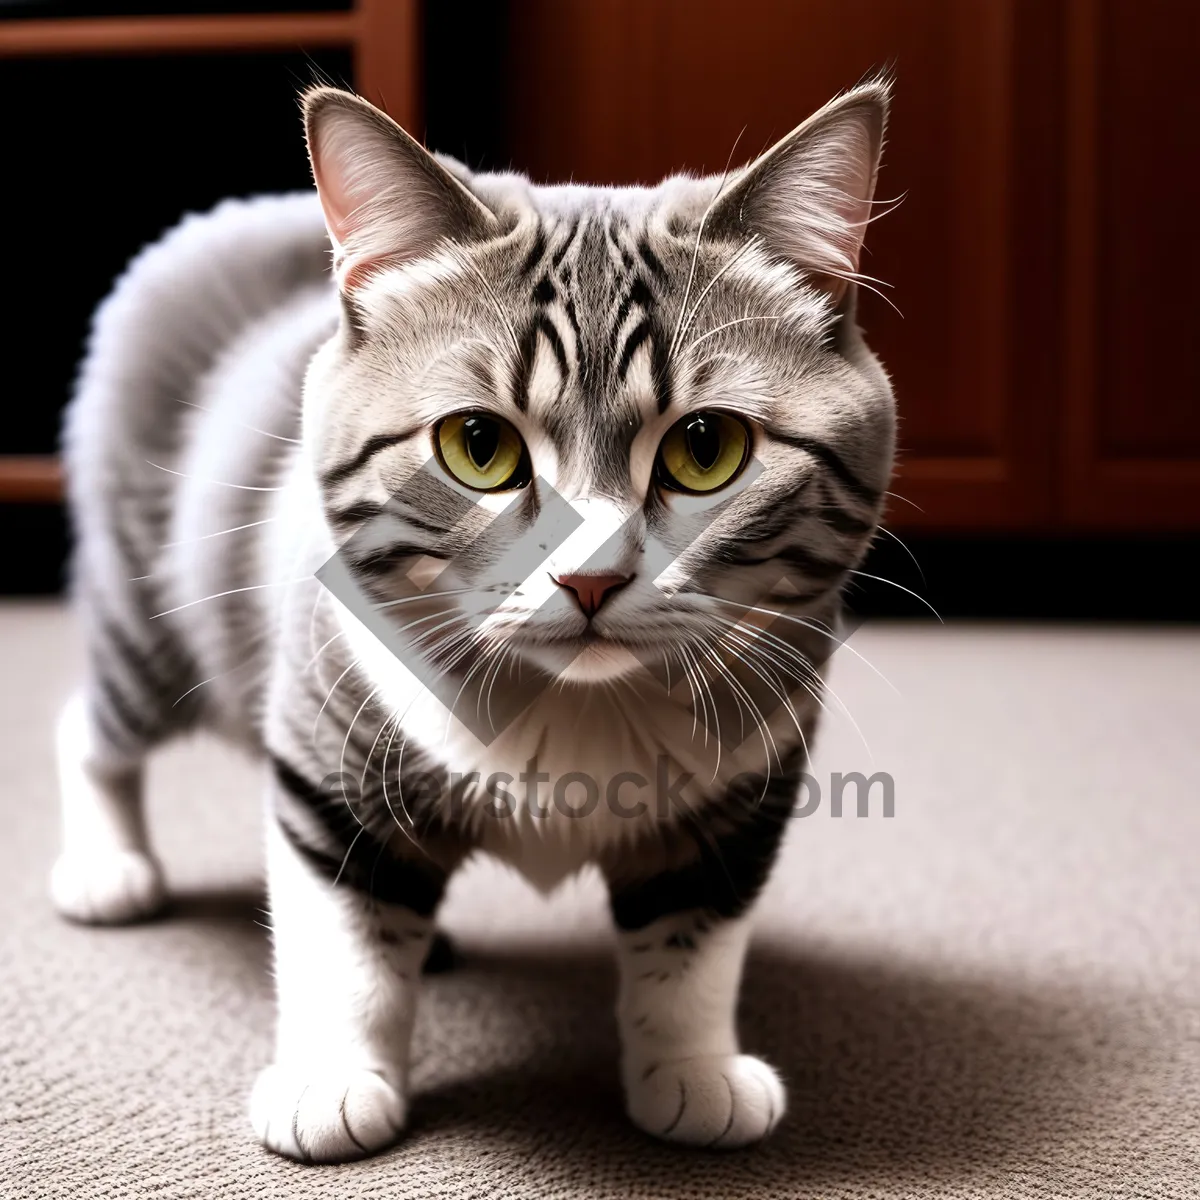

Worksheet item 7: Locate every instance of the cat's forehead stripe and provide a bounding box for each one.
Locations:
[512,210,670,430]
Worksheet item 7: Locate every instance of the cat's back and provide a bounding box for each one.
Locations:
[62,194,334,741]
[63,192,331,557]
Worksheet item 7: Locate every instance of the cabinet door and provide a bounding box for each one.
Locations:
[506,0,1058,531]
[1062,0,1200,530]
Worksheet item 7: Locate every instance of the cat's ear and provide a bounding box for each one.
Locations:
[303,87,498,291]
[707,80,889,304]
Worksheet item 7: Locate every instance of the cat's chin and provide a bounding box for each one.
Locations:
[521,638,643,684]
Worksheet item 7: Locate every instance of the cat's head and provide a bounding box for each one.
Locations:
[303,82,895,705]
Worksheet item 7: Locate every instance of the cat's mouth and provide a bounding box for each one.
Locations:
[509,628,647,683]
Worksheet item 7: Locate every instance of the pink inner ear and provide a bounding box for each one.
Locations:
[747,105,883,305]
[309,131,366,250]
[307,106,460,293]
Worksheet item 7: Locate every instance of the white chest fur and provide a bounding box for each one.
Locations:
[335,595,811,892]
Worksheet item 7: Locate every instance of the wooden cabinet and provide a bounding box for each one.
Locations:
[1062,0,1200,529]
[505,0,1200,533]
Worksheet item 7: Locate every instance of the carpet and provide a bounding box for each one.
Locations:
[2,601,1198,1198]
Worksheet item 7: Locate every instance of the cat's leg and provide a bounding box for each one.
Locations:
[603,770,798,1149]
[612,911,782,1149]
[250,758,453,1163]
[50,686,165,924]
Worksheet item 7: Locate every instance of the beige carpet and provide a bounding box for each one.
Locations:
[2,601,1198,1199]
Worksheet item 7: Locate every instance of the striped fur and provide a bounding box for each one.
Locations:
[55,81,896,1159]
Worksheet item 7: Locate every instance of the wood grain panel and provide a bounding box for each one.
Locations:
[1062,0,1200,529]
[506,0,1057,530]
[354,0,421,133]
[0,457,63,504]
[0,12,355,56]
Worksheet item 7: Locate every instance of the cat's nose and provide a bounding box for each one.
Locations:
[552,572,633,619]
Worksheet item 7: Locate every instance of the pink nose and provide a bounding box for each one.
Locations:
[553,572,632,618]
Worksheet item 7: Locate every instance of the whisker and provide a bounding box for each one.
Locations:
[306,587,327,664]
[144,461,286,492]
[304,629,344,674]
[667,129,746,364]
[172,397,301,444]
[445,634,505,742]
[675,644,709,747]
[160,517,278,549]
[377,714,433,859]
[682,313,786,359]
[821,266,902,317]
[676,235,764,350]
[873,524,927,586]
[371,587,474,613]
[884,490,924,512]
[716,622,873,762]
[702,596,900,694]
[339,688,379,828]
[848,570,943,622]
[672,647,701,741]
[712,622,808,726]
[312,659,358,743]
[693,636,778,775]
[480,641,511,733]
[446,242,523,362]
[149,578,309,619]
[331,824,369,889]
[360,708,394,795]
[168,644,265,707]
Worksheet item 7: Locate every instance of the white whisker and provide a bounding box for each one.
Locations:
[884,490,924,512]
[377,708,430,857]
[873,524,926,585]
[848,570,943,621]
[339,688,379,828]
[160,518,278,549]
[149,578,308,619]
[703,595,900,694]
[667,130,746,364]
[676,235,764,350]
[304,629,345,674]
[145,461,286,491]
[312,659,358,743]
[446,242,523,362]
[692,637,775,775]
[371,587,474,612]
[682,313,786,359]
[716,620,873,762]
[173,397,301,444]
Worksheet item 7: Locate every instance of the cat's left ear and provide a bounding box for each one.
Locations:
[706,79,889,304]
[303,87,498,291]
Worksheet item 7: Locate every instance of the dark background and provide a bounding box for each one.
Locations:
[2,1,1197,619]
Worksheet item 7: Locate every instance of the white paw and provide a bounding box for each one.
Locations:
[625,1053,786,1149]
[49,849,166,925]
[250,1064,406,1163]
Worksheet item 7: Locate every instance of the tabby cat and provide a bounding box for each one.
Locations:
[54,80,895,1159]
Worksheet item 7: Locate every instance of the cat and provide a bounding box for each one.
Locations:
[54,79,895,1159]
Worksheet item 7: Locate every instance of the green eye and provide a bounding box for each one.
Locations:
[657,412,750,493]
[435,413,530,491]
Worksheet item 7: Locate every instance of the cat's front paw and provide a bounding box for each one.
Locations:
[625,1053,785,1149]
[49,849,165,925]
[249,1064,406,1163]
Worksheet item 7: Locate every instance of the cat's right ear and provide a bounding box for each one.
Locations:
[303,87,498,292]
